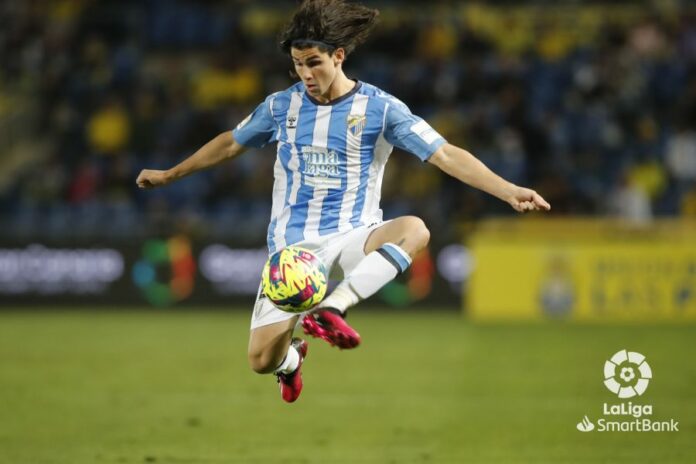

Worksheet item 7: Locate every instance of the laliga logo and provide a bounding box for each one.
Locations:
[603,350,652,398]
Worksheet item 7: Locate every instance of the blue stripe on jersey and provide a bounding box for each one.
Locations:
[284,97,317,246]
[350,97,385,226]
[317,97,353,235]
[273,92,290,139]
[267,218,277,253]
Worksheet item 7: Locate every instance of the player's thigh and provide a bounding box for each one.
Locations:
[334,221,387,277]
[363,215,430,256]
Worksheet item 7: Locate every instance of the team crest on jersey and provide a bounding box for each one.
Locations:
[347,114,366,136]
[286,115,297,129]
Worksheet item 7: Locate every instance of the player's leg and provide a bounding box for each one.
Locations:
[325,215,430,309]
[248,317,310,403]
[247,236,343,400]
[247,282,312,403]
[248,316,299,374]
[302,216,430,348]
[362,215,431,256]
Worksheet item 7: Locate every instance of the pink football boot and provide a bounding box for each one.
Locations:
[276,338,308,403]
[301,308,361,349]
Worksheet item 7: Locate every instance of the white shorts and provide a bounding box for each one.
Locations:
[250,221,387,330]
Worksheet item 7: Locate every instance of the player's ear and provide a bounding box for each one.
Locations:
[333,48,345,66]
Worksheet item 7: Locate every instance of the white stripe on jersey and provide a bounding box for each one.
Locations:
[337,93,370,232]
[272,92,303,250]
[302,105,333,240]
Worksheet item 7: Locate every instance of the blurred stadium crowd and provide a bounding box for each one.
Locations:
[1,0,696,243]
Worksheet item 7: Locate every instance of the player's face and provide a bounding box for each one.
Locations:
[291,47,343,98]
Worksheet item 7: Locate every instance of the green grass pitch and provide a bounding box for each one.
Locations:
[0,309,694,463]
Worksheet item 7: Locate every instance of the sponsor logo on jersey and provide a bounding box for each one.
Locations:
[301,146,340,177]
[301,146,341,188]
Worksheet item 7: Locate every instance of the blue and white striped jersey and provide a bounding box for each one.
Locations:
[232,81,446,253]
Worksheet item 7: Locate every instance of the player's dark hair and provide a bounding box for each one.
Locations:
[279,0,380,56]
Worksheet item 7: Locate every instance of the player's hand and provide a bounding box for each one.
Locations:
[507,186,551,213]
[136,169,172,189]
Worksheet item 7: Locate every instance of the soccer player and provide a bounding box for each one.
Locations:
[136,0,550,403]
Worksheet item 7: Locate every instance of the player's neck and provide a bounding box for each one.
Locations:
[316,72,355,104]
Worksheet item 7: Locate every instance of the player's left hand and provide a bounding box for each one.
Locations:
[507,186,551,213]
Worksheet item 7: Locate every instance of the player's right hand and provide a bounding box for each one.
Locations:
[136,169,171,189]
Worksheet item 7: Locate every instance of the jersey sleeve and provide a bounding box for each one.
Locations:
[232,95,278,148]
[383,101,446,161]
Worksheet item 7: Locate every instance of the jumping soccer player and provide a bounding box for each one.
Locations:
[136,0,550,403]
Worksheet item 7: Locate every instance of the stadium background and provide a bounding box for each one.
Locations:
[1,1,695,462]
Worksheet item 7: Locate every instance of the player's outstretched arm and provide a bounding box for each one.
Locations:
[428,143,551,213]
[136,132,246,189]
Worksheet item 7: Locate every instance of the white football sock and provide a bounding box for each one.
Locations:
[320,242,412,314]
[275,345,300,374]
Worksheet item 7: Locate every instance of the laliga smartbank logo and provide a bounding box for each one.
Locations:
[576,350,679,433]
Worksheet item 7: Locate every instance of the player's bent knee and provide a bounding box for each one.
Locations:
[248,351,280,375]
[417,221,431,249]
[404,216,430,251]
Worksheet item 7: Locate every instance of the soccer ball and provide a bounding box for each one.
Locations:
[261,246,328,313]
